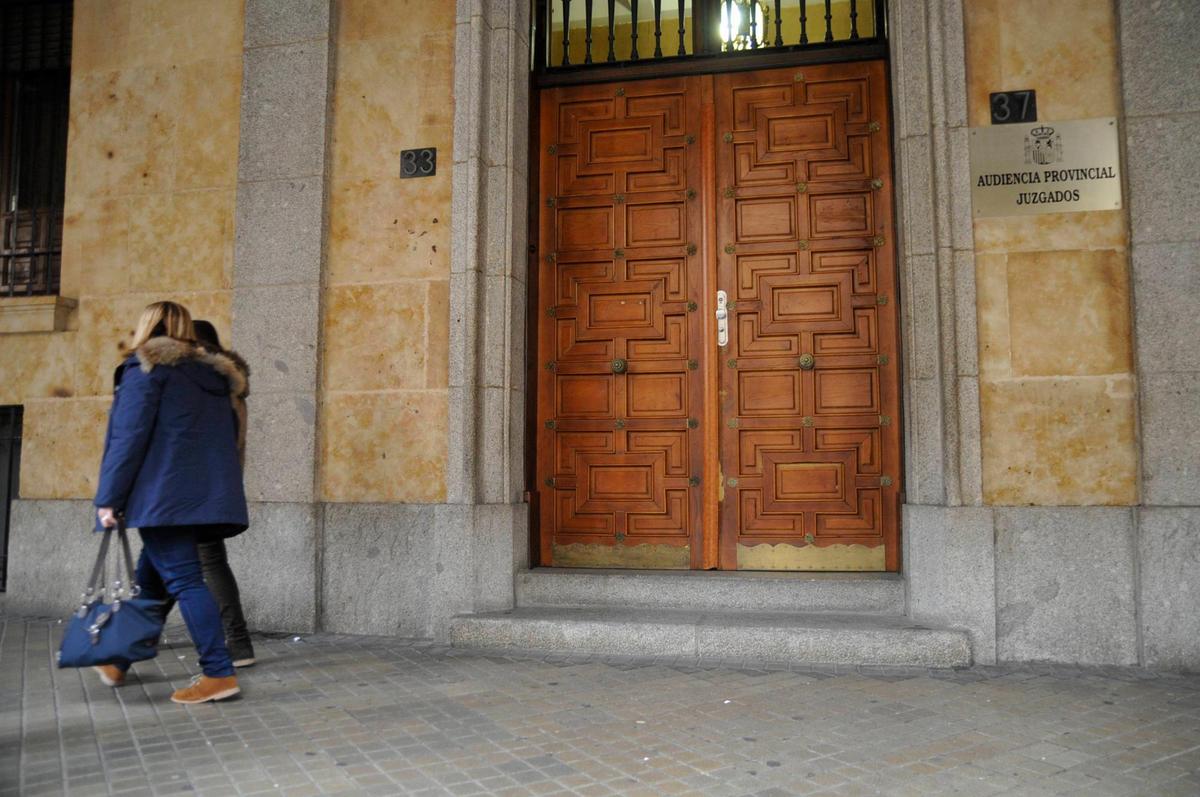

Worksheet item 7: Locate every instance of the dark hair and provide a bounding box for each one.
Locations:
[193,320,222,350]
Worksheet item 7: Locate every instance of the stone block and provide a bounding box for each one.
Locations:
[953,249,978,378]
[899,137,935,256]
[980,376,1138,506]
[905,377,946,506]
[323,283,428,391]
[320,503,435,637]
[974,252,1011,378]
[430,504,474,637]
[245,0,330,48]
[893,2,930,138]
[2,500,101,617]
[18,398,109,500]
[1139,371,1200,506]
[973,209,1127,255]
[226,502,317,632]
[1132,241,1200,373]
[231,285,320,395]
[242,393,318,503]
[233,178,325,287]
[319,391,448,503]
[238,42,330,182]
[1006,250,1132,377]
[1126,113,1200,245]
[0,331,76,405]
[472,503,523,614]
[1137,507,1200,670]
[904,504,996,663]
[905,253,939,381]
[995,507,1137,665]
[957,377,984,506]
[0,296,76,335]
[1119,0,1200,117]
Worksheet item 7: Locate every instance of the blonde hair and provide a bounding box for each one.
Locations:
[127,301,195,352]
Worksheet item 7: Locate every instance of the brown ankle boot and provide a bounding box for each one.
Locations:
[93,664,126,687]
[170,674,240,704]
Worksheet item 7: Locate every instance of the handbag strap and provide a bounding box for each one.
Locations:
[84,528,114,595]
[115,519,139,595]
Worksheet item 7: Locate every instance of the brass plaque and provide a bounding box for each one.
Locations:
[969,117,1122,218]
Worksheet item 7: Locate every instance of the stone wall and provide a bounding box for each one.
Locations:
[319,0,455,504]
[1119,0,1200,670]
[6,0,245,500]
[965,0,1137,506]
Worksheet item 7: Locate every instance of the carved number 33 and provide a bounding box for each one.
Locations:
[401,148,436,178]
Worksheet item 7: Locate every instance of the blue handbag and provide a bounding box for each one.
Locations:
[58,519,165,669]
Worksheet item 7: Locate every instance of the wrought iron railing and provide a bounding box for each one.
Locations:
[1,1,72,297]
[534,0,886,78]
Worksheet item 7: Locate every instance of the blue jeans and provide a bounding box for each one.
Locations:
[120,526,235,678]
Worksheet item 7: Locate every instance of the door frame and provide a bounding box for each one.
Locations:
[445,0,981,579]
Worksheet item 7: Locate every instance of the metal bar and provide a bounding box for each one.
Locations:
[800,0,808,44]
[607,0,616,61]
[774,0,783,46]
[534,40,890,85]
[653,0,663,58]
[677,0,686,55]
[584,0,594,63]
[561,0,571,65]
[630,0,640,60]
[850,0,859,39]
[824,0,833,42]
[873,0,886,39]
[724,0,733,49]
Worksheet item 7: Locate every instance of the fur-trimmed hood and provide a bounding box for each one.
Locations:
[134,336,250,399]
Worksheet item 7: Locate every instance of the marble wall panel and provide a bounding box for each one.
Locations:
[0,333,77,404]
[1005,250,1131,377]
[965,0,1120,126]
[980,376,1138,506]
[326,177,452,285]
[965,0,1135,507]
[319,0,457,502]
[323,283,428,392]
[72,292,232,399]
[319,391,449,503]
[18,398,110,500]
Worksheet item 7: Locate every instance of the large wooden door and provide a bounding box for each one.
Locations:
[714,61,900,571]
[536,77,708,569]
[536,61,900,571]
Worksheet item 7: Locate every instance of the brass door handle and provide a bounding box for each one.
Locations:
[798,353,815,370]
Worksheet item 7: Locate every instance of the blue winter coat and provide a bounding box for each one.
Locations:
[94,337,249,535]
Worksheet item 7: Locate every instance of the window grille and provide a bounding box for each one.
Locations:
[534,0,886,82]
[0,406,22,592]
[1,0,72,297]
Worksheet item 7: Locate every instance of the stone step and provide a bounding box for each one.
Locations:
[449,607,971,668]
[516,568,905,615]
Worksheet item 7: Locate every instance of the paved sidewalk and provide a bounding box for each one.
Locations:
[2,618,1199,797]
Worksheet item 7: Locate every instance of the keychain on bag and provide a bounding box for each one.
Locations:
[58,517,166,669]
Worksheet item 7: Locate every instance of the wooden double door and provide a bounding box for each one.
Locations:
[535,61,900,571]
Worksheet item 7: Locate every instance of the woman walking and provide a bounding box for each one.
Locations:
[141,320,257,667]
[92,301,248,704]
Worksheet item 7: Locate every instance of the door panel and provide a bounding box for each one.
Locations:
[535,61,900,572]
[537,78,706,569]
[714,61,900,571]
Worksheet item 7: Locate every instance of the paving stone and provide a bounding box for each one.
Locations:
[1,618,1199,795]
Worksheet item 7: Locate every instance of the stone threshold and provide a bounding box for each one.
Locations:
[449,606,971,668]
[517,567,906,615]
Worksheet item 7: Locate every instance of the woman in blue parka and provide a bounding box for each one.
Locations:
[93,300,248,704]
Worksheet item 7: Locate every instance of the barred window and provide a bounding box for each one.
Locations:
[1,0,72,297]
